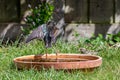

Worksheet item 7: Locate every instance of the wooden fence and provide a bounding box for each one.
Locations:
[65,0,120,23]
[0,0,120,23]
[0,0,120,41]
[0,0,41,23]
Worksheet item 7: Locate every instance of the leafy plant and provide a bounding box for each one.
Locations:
[106,32,120,45]
[84,32,120,48]
[24,1,54,35]
[106,34,115,45]
[85,34,105,45]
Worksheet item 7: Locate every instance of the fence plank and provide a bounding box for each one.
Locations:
[90,0,113,23]
[115,0,120,23]
[65,0,88,23]
[0,0,19,22]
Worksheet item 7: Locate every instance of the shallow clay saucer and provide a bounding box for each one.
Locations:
[13,54,102,70]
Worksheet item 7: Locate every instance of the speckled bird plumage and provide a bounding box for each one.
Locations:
[26,21,58,48]
[26,24,47,43]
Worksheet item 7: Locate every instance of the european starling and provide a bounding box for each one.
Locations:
[26,21,58,48]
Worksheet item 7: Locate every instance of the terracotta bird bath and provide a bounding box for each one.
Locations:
[13,53,102,70]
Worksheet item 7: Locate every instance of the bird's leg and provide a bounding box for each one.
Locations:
[56,50,59,62]
[46,53,47,60]
[53,47,58,61]
[46,48,48,60]
[56,51,58,61]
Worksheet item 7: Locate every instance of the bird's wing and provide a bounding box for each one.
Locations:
[25,26,44,43]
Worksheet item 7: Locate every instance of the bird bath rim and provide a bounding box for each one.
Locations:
[13,54,102,70]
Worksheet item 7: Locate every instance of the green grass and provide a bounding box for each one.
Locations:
[0,39,120,80]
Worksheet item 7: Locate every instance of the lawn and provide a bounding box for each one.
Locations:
[0,38,120,80]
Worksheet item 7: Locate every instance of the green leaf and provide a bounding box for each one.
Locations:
[24,2,54,35]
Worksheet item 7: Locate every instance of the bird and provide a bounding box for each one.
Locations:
[26,21,58,48]
[79,48,98,55]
